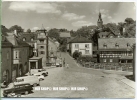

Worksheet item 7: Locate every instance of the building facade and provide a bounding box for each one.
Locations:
[98,38,135,63]
[1,36,13,83]
[6,32,31,82]
[68,35,93,56]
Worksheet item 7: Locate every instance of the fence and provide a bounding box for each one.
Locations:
[77,61,133,72]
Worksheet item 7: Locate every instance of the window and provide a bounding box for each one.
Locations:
[115,43,119,48]
[40,51,45,54]
[127,43,130,47]
[23,38,26,41]
[31,38,34,41]
[85,44,89,48]
[75,44,79,48]
[40,40,44,43]
[40,46,44,49]
[85,50,90,54]
[103,59,106,62]
[103,43,107,48]
[110,59,113,62]
[16,51,18,58]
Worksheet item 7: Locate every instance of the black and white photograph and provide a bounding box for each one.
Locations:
[0,0,136,98]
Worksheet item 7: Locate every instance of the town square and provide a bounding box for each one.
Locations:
[1,1,136,98]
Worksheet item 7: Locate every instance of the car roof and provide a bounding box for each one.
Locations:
[14,83,31,86]
[16,75,37,79]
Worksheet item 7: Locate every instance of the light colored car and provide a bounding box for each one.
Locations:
[32,73,45,81]
[14,76,40,87]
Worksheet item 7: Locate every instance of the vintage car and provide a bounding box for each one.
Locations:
[3,83,33,97]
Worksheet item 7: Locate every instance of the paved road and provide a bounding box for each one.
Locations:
[23,52,135,98]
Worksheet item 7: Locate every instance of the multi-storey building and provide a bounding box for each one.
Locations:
[98,38,135,63]
[6,32,31,81]
[1,35,13,83]
[68,35,93,56]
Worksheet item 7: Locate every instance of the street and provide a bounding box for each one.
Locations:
[23,52,135,98]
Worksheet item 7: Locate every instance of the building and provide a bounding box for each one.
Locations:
[59,31,71,38]
[6,32,31,81]
[97,11,103,29]
[18,32,37,57]
[98,38,135,63]
[1,35,13,83]
[68,35,93,56]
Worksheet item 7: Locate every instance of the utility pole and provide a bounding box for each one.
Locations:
[46,32,49,64]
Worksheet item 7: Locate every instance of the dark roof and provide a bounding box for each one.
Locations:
[99,32,110,38]
[98,38,135,50]
[19,33,37,42]
[6,34,30,47]
[60,32,71,37]
[68,35,92,43]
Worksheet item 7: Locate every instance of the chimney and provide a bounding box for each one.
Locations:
[14,30,18,36]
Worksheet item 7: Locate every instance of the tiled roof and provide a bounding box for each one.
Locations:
[59,32,71,37]
[68,35,92,43]
[98,38,135,50]
[98,32,110,38]
[19,32,37,42]
[6,34,30,47]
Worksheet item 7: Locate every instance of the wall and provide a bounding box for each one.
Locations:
[71,43,92,56]
[1,47,13,83]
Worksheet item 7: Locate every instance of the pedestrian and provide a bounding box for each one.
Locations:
[63,58,65,67]
[66,63,69,68]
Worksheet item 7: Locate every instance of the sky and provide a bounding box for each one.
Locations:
[1,1,136,31]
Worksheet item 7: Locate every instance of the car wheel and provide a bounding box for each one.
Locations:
[39,78,43,81]
[33,83,37,87]
[46,72,48,75]
[25,91,29,95]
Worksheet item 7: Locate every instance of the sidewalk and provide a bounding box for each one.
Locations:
[120,78,135,89]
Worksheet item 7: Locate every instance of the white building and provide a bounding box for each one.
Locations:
[68,35,93,56]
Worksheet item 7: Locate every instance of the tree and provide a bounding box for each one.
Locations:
[27,29,31,33]
[48,28,60,40]
[76,26,92,39]
[117,22,125,35]
[125,18,134,25]
[1,25,9,36]
[70,30,77,37]
[72,51,81,60]
[9,25,24,32]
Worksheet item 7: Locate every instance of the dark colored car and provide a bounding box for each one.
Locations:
[3,83,33,97]
[42,72,48,77]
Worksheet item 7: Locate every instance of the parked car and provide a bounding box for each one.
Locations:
[14,76,40,87]
[32,73,45,81]
[56,62,60,67]
[41,72,48,77]
[38,68,46,72]
[3,83,33,97]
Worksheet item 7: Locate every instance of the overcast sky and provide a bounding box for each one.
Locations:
[1,2,136,31]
